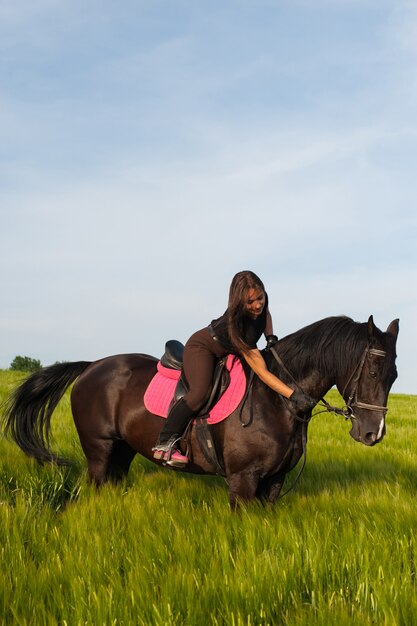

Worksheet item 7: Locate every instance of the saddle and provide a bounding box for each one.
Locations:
[160,340,231,412]
[145,341,247,475]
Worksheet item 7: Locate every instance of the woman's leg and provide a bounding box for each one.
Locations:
[153,329,219,463]
[182,332,218,412]
[152,397,193,465]
[155,397,195,444]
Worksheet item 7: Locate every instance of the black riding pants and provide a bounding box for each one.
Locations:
[182,326,228,412]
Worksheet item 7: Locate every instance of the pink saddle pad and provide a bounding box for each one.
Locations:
[144,354,247,424]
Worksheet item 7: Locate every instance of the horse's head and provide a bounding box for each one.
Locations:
[342,316,399,446]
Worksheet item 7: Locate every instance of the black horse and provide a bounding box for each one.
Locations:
[2,315,398,508]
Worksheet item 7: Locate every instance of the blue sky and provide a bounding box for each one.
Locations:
[1,0,416,394]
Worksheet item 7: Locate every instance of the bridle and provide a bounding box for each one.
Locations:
[339,346,388,418]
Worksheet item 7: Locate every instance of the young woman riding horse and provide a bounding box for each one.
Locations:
[153,270,316,466]
[2,306,399,507]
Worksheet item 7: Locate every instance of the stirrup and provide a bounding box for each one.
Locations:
[152,435,178,457]
[152,436,188,467]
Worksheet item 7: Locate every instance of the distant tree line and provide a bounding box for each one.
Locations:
[9,356,42,372]
[8,356,69,372]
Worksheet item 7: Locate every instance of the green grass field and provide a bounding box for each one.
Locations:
[1,369,416,626]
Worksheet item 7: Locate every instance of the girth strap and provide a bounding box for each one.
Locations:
[195,418,225,476]
[193,358,228,476]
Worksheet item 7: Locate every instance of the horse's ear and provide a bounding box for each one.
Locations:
[367,315,375,337]
[386,318,399,339]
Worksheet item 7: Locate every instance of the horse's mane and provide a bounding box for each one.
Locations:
[271,315,370,380]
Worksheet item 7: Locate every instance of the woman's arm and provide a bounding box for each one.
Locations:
[242,348,294,398]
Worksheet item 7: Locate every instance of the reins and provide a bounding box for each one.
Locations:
[269,344,388,419]
[239,369,255,427]
[266,345,313,498]
[269,344,349,418]
[238,356,309,499]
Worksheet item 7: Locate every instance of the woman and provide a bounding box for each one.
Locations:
[153,271,315,467]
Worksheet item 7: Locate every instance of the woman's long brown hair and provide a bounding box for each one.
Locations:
[227,271,265,354]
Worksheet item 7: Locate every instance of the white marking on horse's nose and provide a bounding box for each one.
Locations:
[377,417,385,440]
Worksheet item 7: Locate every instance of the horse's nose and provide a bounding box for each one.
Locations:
[363,432,378,445]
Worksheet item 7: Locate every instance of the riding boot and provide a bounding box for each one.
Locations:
[156,397,196,444]
[153,398,195,466]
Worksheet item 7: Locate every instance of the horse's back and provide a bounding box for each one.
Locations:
[71,353,158,433]
[73,353,157,389]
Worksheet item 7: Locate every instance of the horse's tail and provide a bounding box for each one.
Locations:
[1,361,91,465]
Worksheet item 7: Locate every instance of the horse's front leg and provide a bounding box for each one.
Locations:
[227,471,260,509]
[256,472,286,505]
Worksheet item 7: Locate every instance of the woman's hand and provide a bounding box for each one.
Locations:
[289,390,316,412]
[265,334,278,350]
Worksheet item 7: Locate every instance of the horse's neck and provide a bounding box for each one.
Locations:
[271,327,365,401]
[267,349,335,399]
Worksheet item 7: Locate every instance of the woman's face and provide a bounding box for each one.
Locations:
[244,288,266,318]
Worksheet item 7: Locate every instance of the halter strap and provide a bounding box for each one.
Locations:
[343,347,388,415]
